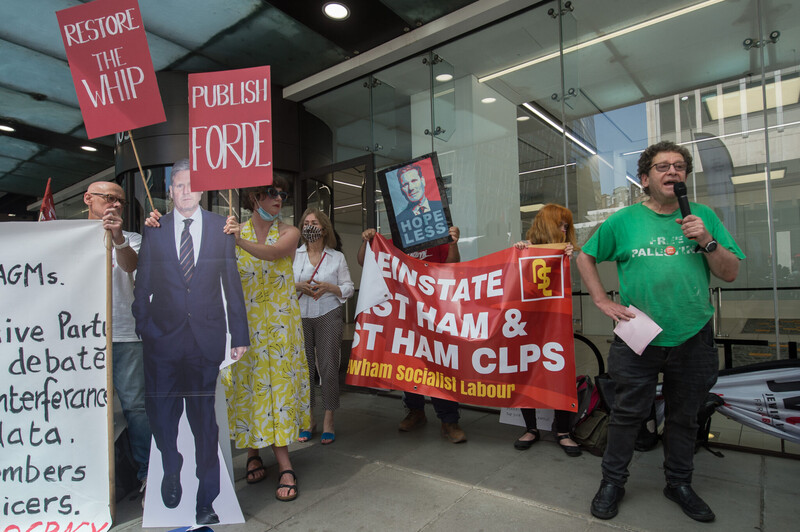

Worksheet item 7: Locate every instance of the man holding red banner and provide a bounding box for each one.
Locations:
[357,226,468,443]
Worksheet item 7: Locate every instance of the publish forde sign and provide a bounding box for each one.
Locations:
[188,66,273,192]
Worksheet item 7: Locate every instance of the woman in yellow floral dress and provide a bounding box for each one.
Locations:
[223,176,310,502]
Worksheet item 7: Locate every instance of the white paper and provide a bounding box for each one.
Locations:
[499,407,554,428]
[612,305,663,355]
[355,241,392,317]
[0,221,111,530]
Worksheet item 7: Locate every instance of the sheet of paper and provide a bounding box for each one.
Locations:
[612,305,663,355]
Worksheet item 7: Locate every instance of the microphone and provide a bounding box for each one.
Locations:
[673,182,691,218]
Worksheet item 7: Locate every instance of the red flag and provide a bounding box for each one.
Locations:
[39,178,57,221]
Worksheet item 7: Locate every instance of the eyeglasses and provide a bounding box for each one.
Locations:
[649,161,688,173]
[257,186,288,201]
[90,192,127,206]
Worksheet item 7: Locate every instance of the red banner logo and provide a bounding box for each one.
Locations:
[519,254,564,301]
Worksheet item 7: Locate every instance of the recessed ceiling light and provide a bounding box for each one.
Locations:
[516,116,530,122]
[0,125,15,132]
[323,2,350,20]
[435,74,453,82]
[481,97,496,104]
[81,145,97,152]
[681,95,689,101]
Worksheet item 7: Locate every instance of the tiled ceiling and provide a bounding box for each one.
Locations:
[0,0,477,212]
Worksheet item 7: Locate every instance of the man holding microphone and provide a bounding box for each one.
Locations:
[577,141,744,522]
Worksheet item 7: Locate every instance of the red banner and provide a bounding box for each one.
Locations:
[57,0,165,139]
[346,235,577,410]
[38,178,57,221]
[188,66,273,192]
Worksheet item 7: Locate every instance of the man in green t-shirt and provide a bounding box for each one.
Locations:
[577,141,744,523]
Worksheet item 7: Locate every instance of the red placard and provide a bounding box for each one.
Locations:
[57,0,165,139]
[347,236,577,410]
[188,66,273,192]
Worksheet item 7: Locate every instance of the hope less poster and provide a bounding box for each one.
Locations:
[378,153,454,254]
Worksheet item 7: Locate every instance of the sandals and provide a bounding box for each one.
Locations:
[245,455,266,484]
[321,432,336,445]
[557,434,583,457]
[298,430,313,443]
[514,428,540,450]
[275,469,298,502]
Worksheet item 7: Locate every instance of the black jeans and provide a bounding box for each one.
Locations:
[403,392,460,423]
[521,408,571,433]
[602,321,718,488]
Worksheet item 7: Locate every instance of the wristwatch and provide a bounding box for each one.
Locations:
[696,239,718,253]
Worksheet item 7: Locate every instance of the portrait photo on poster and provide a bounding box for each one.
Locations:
[378,152,454,253]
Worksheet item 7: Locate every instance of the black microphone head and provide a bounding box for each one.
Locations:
[672,181,691,217]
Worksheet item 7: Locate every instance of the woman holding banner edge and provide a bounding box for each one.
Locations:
[293,208,354,445]
[513,204,582,457]
[221,178,311,501]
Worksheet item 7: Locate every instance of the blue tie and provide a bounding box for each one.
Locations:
[180,219,194,283]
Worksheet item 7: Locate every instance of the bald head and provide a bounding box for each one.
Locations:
[85,181,125,220]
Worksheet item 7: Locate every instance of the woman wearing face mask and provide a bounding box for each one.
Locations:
[293,208,354,445]
[222,177,310,501]
[512,204,582,457]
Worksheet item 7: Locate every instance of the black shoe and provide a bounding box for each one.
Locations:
[556,434,582,457]
[663,484,715,522]
[514,428,540,450]
[160,472,182,509]
[590,480,625,519]
[196,505,220,525]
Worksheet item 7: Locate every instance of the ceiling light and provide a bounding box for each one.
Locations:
[479,0,725,83]
[323,2,350,20]
[522,103,597,155]
[436,74,453,82]
[520,203,545,213]
[623,119,800,156]
[703,77,800,120]
[333,179,362,189]
[0,125,15,132]
[81,145,98,152]
[626,174,643,189]
[481,97,496,104]
[519,163,576,176]
[334,202,362,210]
[681,96,689,101]
[731,168,785,185]
[516,116,530,121]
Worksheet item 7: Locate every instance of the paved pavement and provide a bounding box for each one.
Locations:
[111,389,800,532]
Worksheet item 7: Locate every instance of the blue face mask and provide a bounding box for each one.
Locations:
[257,206,279,222]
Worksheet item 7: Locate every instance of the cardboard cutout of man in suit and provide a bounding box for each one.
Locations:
[132,159,249,525]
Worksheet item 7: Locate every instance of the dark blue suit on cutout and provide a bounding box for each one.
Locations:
[132,209,249,512]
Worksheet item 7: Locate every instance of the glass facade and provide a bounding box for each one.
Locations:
[302,0,800,362]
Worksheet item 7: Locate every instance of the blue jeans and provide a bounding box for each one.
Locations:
[113,341,152,481]
[602,321,718,488]
[403,392,460,424]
